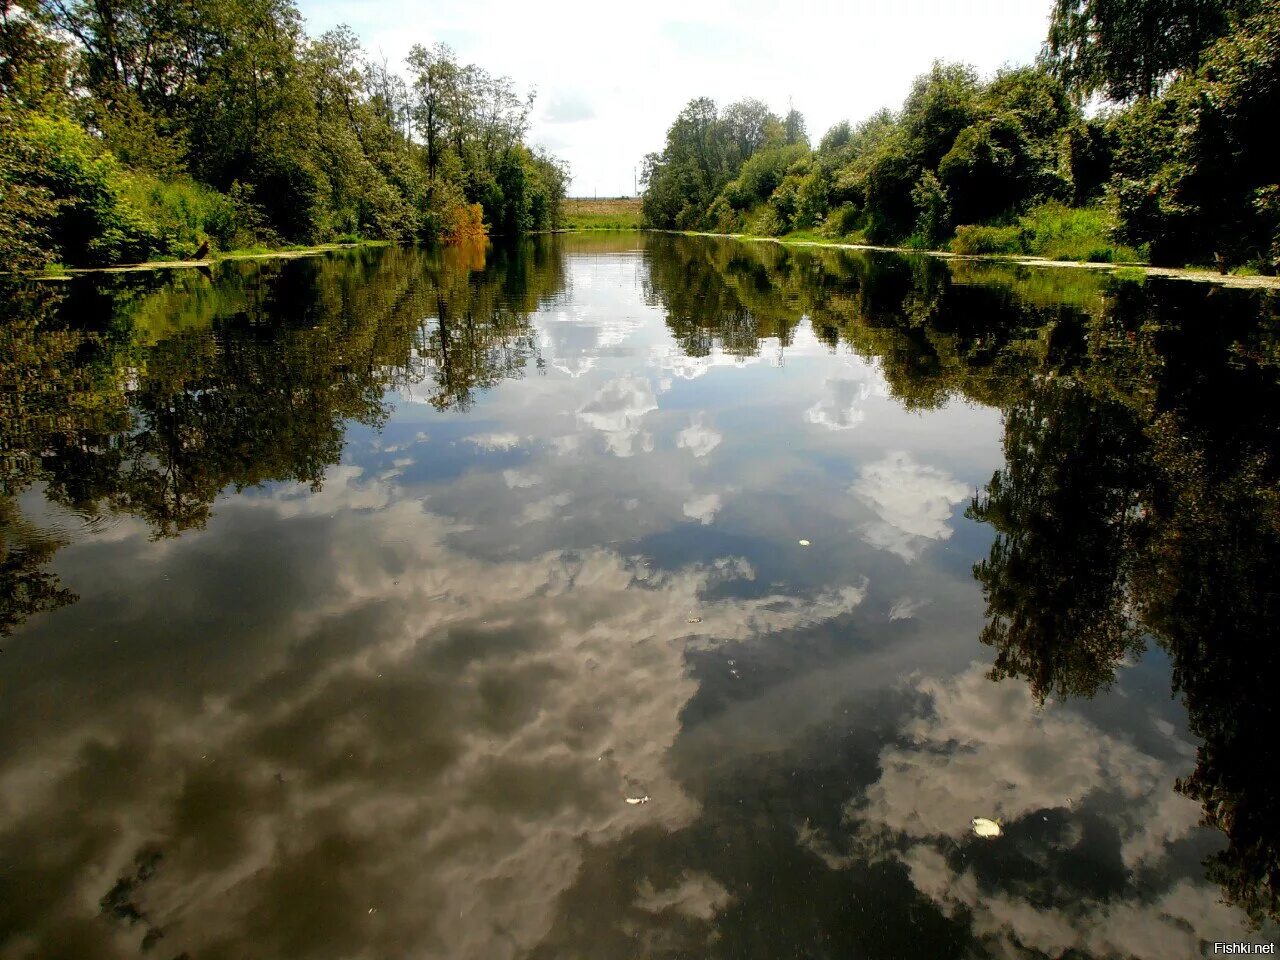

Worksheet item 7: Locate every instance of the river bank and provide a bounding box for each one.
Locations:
[29,241,393,278]
[666,230,1280,290]
[23,230,1280,291]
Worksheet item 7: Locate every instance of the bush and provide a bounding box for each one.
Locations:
[911,170,952,248]
[824,204,862,239]
[1016,202,1137,262]
[938,113,1034,225]
[118,174,238,258]
[951,202,1142,262]
[724,143,808,210]
[951,224,1023,255]
[745,204,785,237]
[444,203,486,244]
[11,112,155,266]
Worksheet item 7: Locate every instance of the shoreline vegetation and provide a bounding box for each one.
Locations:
[1,0,566,272]
[3,1,1276,280]
[666,230,1280,290]
[33,225,1280,291]
[639,1,1280,278]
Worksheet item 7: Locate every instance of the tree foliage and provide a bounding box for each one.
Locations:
[641,0,1278,270]
[0,0,565,268]
[1043,0,1257,102]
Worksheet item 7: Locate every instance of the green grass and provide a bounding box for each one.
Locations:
[951,202,1144,263]
[779,229,836,244]
[562,198,642,230]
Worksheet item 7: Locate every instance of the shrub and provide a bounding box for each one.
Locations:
[951,224,1022,255]
[444,203,486,244]
[11,112,155,266]
[824,204,862,239]
[951,202,1142,262]
[911,170,952,248]
[118,174,238,258]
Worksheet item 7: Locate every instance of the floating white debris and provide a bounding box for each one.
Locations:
[971,817,1003,838]
[625,796,650,805]
[798,539,811,546]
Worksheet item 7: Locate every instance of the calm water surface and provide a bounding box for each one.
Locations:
[2,235,1278,958]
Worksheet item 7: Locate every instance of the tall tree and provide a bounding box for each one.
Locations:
[1044,0,1253,101]
[406,41,457,179]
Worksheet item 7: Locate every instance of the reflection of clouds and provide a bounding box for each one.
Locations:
[1,466,866,960]
[904,847,1243,960]
[682,493,722,525]
[634,872,733,921]
[517,492,573,525]
[804,364,887,431]
[675,415,722,459]
[861,665,1165,839]
[465,431,524,451]
[651,347,762,381]
[841,664,1240,960]
[888,597,928,620]
[536,305,643,378]
[577,376,657,457]
[851,452,968,561]
[502,469,540,489]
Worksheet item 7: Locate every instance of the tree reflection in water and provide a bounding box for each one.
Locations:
[643,236,1280,927]
[1,235,1278,948]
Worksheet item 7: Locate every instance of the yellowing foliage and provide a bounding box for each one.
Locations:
[445,203,488,245]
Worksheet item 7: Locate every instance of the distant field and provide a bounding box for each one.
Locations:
[562,198,643,230]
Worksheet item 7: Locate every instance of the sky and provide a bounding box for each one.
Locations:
[294,0,1053,197]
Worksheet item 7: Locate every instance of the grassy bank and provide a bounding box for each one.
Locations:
[562,198,643,230]
[37,240,393,277]
[671,229,1280,289]
[948,203,1143,264]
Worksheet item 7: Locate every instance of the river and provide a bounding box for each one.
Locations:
[1,233,1277,958]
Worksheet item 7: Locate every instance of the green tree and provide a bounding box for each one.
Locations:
[1044,0,1256,101]
[1109,4,1280,269]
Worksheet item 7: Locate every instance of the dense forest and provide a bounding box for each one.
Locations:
[0,0,566,269]
[640,0,1280,272]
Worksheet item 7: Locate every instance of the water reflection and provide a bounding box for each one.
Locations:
[0,235,1276,957]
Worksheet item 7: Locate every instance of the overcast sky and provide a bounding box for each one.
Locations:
[295,0,1053,197]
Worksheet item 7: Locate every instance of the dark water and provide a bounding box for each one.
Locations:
[2,234,1278,959]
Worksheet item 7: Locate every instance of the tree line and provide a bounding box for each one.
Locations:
[641,0,1279,272]
[0,0,567,269]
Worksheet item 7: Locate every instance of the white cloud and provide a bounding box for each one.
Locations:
[577,376,658,457]
[682,492,722,525]
[851,452,968,561]
[804,366,887,431]
[543,92,595,124]
[0,465,868,960]
[652,347,761,381]
[465,431,524,451]
[502,469,541,488]
[888,597,928,621]
[675,416,722,458]
[859,665,1168,840]
[830,663,1242,960]
[634,872,733,921]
